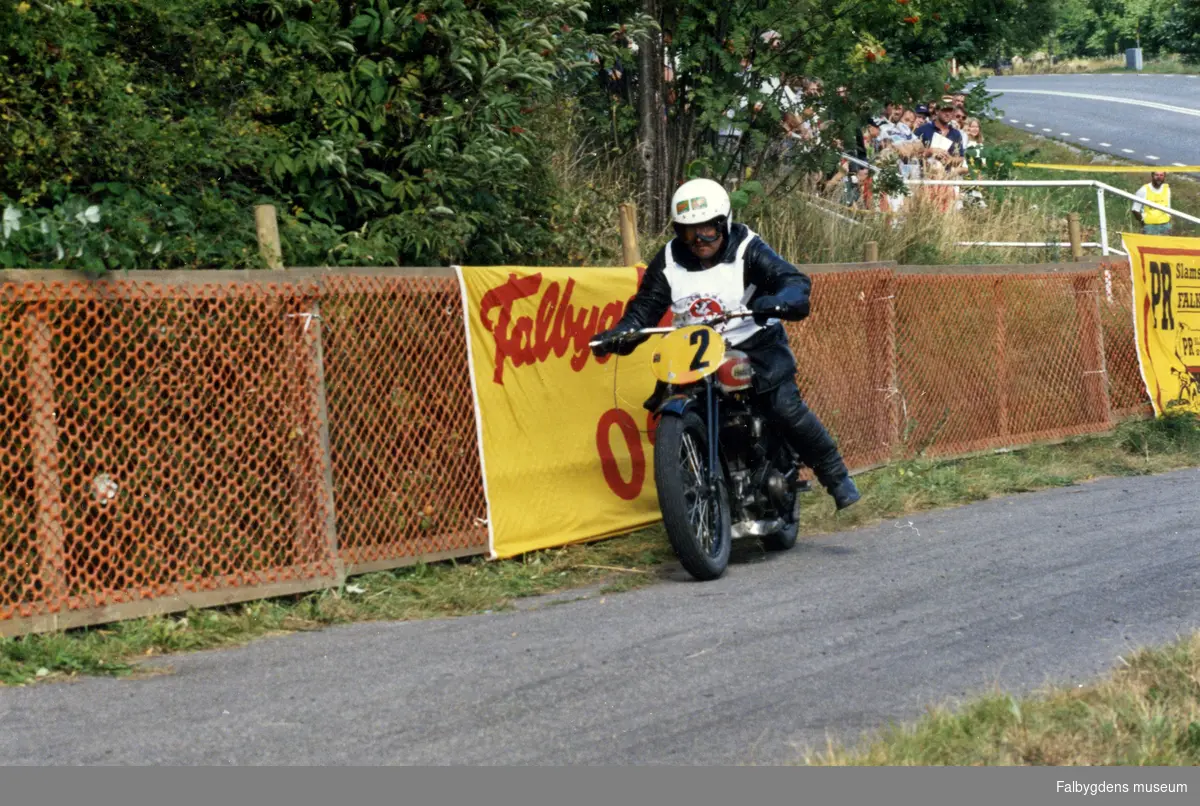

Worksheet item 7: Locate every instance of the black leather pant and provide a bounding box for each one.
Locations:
[755,380,849,491]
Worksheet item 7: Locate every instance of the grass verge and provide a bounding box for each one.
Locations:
[4,412,1200,687]
[966,55,1200,77]
[805,630,1200,765]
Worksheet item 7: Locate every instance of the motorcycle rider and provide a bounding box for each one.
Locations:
[591,178,861,510]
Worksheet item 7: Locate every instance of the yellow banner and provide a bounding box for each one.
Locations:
[1123,234,1200,415]
[1014,163,1200,173]
[456,265,664,558]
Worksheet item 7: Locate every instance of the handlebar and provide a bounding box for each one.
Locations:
[587,310,755,347]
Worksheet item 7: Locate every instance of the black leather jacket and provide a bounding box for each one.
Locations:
[613,223,812,394]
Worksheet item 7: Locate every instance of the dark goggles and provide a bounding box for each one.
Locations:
[677,220,723,244]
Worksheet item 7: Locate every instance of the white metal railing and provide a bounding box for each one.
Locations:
[832,155,1197,255]
[903,178,1198,257]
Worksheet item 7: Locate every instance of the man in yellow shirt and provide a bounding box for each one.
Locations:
[1132,171,1172,235]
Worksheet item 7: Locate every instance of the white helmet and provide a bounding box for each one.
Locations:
[671,178,731,226]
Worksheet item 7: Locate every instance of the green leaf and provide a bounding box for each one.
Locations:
[369,78,387,104]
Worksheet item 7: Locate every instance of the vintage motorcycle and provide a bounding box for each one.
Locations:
[591,309,810,581]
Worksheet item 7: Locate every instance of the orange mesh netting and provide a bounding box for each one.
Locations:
[320,274,486,570]
[786,265,1145,466]
[0,280,338,630]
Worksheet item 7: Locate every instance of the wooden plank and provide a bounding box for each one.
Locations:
[802,261,897,275]
[342,545,486,578]
[0,266,455,287]
[917,420,1114,460]
[0,574,340,638]
[894,259,1110,276]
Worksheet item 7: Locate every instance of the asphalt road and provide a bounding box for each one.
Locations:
[3,469,1200,765]
[984,73,1200,169]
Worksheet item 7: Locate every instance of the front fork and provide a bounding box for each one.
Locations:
[705,376,720,495]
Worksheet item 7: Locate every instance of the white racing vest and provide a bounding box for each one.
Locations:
[663,227,770,346]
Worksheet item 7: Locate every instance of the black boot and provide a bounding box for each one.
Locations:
[828,476,861,511]
[763,383,861,510]
[791,408,860,510]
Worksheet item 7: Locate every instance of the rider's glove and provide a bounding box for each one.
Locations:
[591,323,639,358]
[750,295,788,325]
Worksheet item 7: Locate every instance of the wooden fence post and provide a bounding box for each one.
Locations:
[1074,274,1112,425]
[255,204,284,270]
[863,241,879,263]
[26,307,67,601]
[309,301,343,581]
[619,203,641,266]
[994,277,1011,438]
[865,272,900,461]
[1068,212,1083,261]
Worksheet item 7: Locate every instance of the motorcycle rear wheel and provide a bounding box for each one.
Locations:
[761,490,800,551]
[654,411,731,581]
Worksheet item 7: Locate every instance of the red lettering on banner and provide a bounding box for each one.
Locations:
[596,408,645,500]
[532,281,559,363]
[479,273,639,385]
[479,272,544,385]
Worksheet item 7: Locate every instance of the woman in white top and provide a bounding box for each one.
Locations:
[961,117,987,208]
[963,117,983,150]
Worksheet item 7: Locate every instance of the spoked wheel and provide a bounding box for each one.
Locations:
[761,488,800,552]
[653,411,731,581]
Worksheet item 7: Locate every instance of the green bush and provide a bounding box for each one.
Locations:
[0,0,612,270]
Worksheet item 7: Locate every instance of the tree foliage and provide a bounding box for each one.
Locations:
[0,0,1041,271]
[1050,0,1185,59]
[1162,0,1200,63]
[1,0,619,269]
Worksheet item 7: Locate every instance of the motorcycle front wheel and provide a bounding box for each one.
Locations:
[653,411,731,581]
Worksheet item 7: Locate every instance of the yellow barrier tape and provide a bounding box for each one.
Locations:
[1013,163,1200,173]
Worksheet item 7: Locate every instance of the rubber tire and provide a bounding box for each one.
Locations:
[761,490,799,552]
[653,411,732,581]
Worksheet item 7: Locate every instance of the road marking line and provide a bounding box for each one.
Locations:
[1009,118,1020,123]
[1078,137,1090,142]
[1060,132,1071,136]
[1042,127,1052,132]
[992,88,1200,118]
[1174,162,1187,167]
[1122,148,1135,153]
[1099,142,1112,147]
[1146,155,1160,160]
[1026,123,1035,127]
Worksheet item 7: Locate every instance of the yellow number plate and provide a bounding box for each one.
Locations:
[650,325,725,385]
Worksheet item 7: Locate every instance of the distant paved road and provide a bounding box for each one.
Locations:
[3,470,1200,765]
[984,74,1200,170]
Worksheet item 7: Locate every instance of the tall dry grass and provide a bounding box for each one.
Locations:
[541,118,1098,267]
[746,186,1080,266]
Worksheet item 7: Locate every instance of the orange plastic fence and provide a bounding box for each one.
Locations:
[320,274,486,571]
[0,263,1150,636]
[0,278,341,635]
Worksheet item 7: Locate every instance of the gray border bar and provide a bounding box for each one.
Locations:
[0,767,1196,804]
